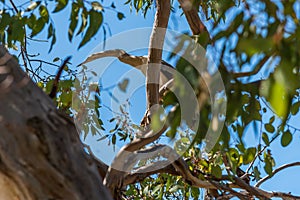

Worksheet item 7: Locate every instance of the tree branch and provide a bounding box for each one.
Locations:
[209,180,249,200]
[49,57,71,98]
[142,0,171,126]
[127,144,214,188]
[103,124,168,197]
[123,161,178,185]
[177,0,208,35]
[255,161,300,187]
[83,144,108,179]
[78,49,174,86]
[79,49,147,68]
[232,53,275,78]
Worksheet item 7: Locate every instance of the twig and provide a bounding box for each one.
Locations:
[255,161,300,187]
[123,161,178,185]
[209,180,249,200]
[49,56,72,98]
[8,0,18,13]
[232,53,274,78]
[29,59,61,68]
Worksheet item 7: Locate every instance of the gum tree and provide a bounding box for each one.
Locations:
[0,0,299,199]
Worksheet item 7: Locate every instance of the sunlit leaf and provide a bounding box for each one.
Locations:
[76,8,88,36]
[269,81,288,117]
[243,147,256,165]
[79,10,103,48]
[39,5,49,23]
[53,0,69,13]
[68,2,80,41]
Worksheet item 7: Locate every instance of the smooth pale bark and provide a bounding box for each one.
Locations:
[0,45,112,200]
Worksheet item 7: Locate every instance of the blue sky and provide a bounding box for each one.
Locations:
[14,0,300,197]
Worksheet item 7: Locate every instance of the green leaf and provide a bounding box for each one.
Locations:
[9,18,25,43]
[117,12,125,20]
[191,187,200,199]
[53,57,60,62]
[281,130,292,147]
[31,17,46,37]
[124,0,131,5]
[39,5,49,23]
[47,23,53,39]
[264,158,273,176]
[262,132,270,146]
[60,92,72,106]
[151,185,162,195]
[211,165,222,179]
[49,32,56,52]
[253,166,261,181]
[68,3,80,42]
[45,79,54,93]
[270,81,288,117]
[79,10,103,48]
[53,0,69,13]
[76,9,88,36]
[59,79,73,90]
[237,37,274,56]
[291,101,300,115]
[0,12,11,32]
[269,116,275,124]
[243,147,256,165]
[265,123,275,133]
[112,134,116,145]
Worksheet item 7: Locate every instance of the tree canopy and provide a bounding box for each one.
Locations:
[0,0,300,199]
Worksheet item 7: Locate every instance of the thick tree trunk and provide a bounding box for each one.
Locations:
[0,46,112,199]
